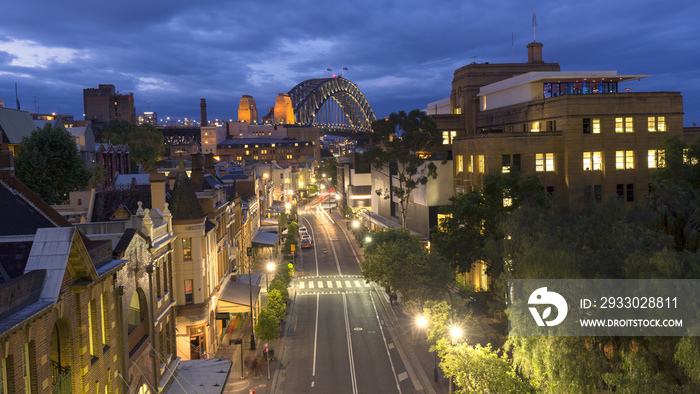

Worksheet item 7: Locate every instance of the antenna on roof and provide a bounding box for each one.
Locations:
[532,7,537,42]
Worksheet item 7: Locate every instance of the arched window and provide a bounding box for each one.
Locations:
[128,293,144,334]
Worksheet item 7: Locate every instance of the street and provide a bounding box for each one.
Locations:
[276,206,422,393]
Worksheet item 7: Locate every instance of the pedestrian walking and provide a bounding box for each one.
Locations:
[245,355,252,377]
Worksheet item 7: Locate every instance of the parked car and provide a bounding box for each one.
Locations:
[301,238,313,249]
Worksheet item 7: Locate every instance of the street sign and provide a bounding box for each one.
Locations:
[291,244,295,252]
[264,343,268,353]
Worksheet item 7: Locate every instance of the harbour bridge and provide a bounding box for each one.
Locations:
[264,76,377,134]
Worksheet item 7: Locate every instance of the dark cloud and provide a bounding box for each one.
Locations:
[1,0,699,125]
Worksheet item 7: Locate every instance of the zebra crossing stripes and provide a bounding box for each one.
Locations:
[295,276,371,292]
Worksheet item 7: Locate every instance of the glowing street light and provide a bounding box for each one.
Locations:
[365,236,372,243]
[266,261,275,289]
[352,220,360,229]
[416,315,428,329]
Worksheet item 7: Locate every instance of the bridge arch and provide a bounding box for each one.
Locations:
[268,77,376,133]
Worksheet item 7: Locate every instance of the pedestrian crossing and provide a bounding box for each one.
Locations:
[295,275,371,294]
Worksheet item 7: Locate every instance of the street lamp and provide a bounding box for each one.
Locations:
[364,236,372,244]
[449,325,463,393]
[415,315,438,382]
[352,220,360,229]
[266,262,275,290]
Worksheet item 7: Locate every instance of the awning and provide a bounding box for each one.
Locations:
[217,279,261,314]
[252,231,277,246]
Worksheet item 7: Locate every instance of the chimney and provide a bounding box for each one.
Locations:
[205,153,216,177]
[200,98,207,126]
[149,172,167,212]
[191,153,204,192]
[527,42,544,63]
[0,150,15,186]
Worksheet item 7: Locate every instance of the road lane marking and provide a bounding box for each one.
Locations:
[370,293,402,393]
[397,372,408,382]
[343,293,359,394]
[313,294,319,377]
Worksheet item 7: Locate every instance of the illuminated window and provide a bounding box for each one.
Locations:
[468,155,473,173]
[457,155,464,173]
[184,280,193,304]
[236,156,242,161]
[648,116,666,132]
[536,153,555,172]
[626,150,634,168]
[295,143,299,147]
[255,145,259,148]
[442,130,457,144]
[625,117,634,133]
[648,149,665,168]
[616,150,635,169]
[271,143,276,147]
[23,343,31,393]
[454,108,462,115]
[616,151,624,169]
[182,238,192,260]
[254,156,259,160]
[287,154,293,159]
[592,118,600,133]
[583,152,602,171]
[531,122,540,132]
[245,150,250,155]
[583,152,591,171]
[478,155,485,174]
[88,300,96,357]
[101,293,109,347]
[1,357,6,394]
[502,155,511,173]
[615,118,623,133]
[244,145,248,148]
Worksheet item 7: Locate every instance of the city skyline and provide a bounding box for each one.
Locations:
[1,0,699,126]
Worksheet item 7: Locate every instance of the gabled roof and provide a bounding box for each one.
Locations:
[91,189,153,222]
[24,227,98,301]
[33,119,63,130]
[169,164,206,221]
[0,179,56,236]
[0,107,37,144]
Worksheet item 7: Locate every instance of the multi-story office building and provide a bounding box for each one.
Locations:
[432,41,683,204]
[428,41,684,289]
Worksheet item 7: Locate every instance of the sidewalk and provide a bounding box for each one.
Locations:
[215,253,287,394]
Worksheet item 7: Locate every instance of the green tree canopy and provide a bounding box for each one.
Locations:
[361,228,453,301]
[254,308,280,341]
[15,124,90,204]
[432,171,551,276]
[101,120,166,172]
[366,109,445,228]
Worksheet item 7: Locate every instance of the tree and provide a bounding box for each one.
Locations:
[267,289,287,321]
[254,308,280,341]
[432,171,550,276]
[317,157,338,189]
[361,228,453,301]
[101,120,166,172]
[15,124,90,204]
[366,109,445,228]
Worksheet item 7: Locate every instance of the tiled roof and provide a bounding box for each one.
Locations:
[0,180,56,236]
[0,107,37,144]
[91,190,153,222]
[169,166,206,220]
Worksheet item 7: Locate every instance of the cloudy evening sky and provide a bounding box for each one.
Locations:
[1,0,699,126]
